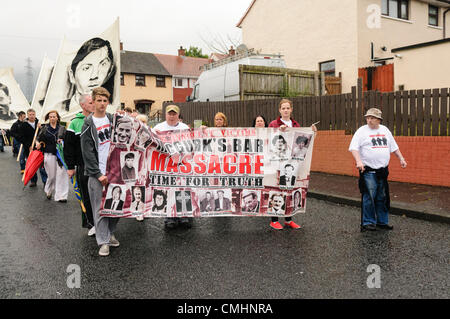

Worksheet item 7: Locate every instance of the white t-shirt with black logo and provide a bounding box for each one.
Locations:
[92,115,111,175]
[349,124,398,169]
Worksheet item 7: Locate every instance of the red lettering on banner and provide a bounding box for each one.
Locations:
[239,155,252,174]
[179,154,192,174]
[223,154,237,174]
[254,155,264,174]
[194,154,207,174]
[208,155,222,174]
[151,151,168,171]
[166,157,179,173]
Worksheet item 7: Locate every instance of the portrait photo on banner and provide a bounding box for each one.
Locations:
[129,185,146,213]
[103,184,126,212]
[120,151,140,183]
[113,115,136,147]
[0,68,30,129]
[41,19,120,123]
[151,188,169,216]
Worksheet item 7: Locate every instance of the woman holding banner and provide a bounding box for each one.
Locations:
[268,99,317,230]
[36,110,69,202]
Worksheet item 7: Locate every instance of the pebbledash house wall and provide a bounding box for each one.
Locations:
[311,130,450,187]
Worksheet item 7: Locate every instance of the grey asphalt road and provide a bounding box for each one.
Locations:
[0,149,448,299]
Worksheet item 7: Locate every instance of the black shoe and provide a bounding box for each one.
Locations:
[46,193,52,200]
[58,199,67,203]
[29,182,37,187]
[361,224,377,232]
[377,224,394,230]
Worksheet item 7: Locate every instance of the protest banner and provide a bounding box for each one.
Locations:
[30,56,54,120]
[40,18,121,123]
[100,114,315,218]
[0,68,30,129]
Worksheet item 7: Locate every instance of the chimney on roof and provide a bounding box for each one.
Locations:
[120,42,124,52]
[178,46,186,57]
[229,46,236,56]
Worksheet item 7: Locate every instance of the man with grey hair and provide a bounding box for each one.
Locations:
[65,93,95,236]
[349,108,407,232]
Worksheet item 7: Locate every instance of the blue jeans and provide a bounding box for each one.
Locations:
[362,171,389,226]
[13,138,20,154]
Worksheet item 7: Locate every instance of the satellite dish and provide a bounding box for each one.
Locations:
[236,44,249,54]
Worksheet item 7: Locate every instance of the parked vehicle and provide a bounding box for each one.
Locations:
[187,49,324,102]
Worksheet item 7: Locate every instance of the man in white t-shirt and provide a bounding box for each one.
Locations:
[81,87,120,257]
[153,104,190,229]
[349,108,407,232]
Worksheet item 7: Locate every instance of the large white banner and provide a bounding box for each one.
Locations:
[41,19,121,122]
[30,56,54,120]
[0,68,30,129]
[100,114,316,218]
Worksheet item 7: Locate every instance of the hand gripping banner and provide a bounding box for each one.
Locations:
[100,113,315,218]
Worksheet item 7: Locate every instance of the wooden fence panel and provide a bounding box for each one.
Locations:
[164,86,450,135]
[410,90,417,136]
[402,90,409,136]
[416,90,424,136]
[441,88,449,136]
[424,89,432,136]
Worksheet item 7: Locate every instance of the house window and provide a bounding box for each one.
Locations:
[175,78,183,87]
[121,103,125,109]
[382,0,409,20]
[319,60,336,77]
[156,76,166,88]
[429,5,438,26]
[120,74,124,86]
[135,75,145,86]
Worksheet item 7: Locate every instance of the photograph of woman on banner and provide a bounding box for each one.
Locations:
[120,152,138,182]
[269,134,290,161]
[113,116,134,146]
[63,37,116,113]
[293,190,302,210]
[152,189,168,214]
[104,185,124,211]
[241,190,260,213]
[0,83,17,121]
[130,186,145,212]
[291,134,311,160]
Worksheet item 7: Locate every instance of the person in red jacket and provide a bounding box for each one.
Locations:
[268,99,317,230]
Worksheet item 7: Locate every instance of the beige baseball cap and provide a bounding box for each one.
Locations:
[166,105,180,114]
[364,108,383,120]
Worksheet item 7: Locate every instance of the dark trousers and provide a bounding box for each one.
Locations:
[76,164,94,229]
[271,217,292,222]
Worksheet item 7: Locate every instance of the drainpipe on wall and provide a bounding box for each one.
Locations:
[444,8,450,39]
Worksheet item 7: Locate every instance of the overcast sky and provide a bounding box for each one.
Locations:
[0,0,252,99]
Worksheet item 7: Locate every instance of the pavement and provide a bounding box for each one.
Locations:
[309,172,450,225]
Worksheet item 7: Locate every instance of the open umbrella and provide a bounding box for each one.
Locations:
[23,149,44,186]
[56,143,86,213]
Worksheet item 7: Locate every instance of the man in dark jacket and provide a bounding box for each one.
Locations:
[17,109,47,187]
[10,111,26,158]
[65,94,95,236]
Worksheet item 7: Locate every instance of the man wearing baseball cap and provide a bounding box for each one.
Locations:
[349,108,407,232]
[153,104,191,229]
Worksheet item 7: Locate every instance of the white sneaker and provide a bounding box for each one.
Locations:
[109,235,120,247]
[88,227,96,237]
[136,215,144,221]
[99,244,110,256]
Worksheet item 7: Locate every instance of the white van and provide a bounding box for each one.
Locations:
[188,51,286,102]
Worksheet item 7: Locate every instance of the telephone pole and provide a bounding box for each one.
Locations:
[24,57,34,101]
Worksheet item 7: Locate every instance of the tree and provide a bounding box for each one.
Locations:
[185,46,209,59]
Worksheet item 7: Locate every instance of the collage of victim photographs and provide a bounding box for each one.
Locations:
[100,115,314,218]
